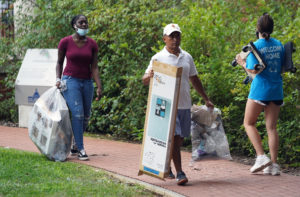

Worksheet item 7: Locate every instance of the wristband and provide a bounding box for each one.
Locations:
[56,78,61,83]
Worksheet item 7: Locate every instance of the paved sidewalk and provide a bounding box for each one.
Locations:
[1,126,300,197]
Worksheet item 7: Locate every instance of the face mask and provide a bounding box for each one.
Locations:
[76,27,89,36]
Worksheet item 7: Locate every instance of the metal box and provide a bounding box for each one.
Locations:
[15,49,64,127]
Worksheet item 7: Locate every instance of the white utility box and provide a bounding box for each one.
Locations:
[15,49,64,127]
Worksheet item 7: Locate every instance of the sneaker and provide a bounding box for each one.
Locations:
[70,145,79,156]
[78,149,89,161]
[250,154,271,173]
[271,163,280,176]
[263,163,280,176]
[166,168,175,179]
[263,165,271,175]
[176,171,188,185]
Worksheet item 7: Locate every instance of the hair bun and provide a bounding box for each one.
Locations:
[261,32,270,40]
[257,13,273,39]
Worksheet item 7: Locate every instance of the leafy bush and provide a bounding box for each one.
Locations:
[0,0,299,165]
[0,36,20,122]
[87,0,179,140]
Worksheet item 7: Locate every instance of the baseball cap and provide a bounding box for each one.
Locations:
[163,23,181,36]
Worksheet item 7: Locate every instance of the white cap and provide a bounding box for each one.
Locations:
[163,23,181,36]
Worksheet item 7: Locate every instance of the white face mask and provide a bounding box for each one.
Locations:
[75,26,89,36]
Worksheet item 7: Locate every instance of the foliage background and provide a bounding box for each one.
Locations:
[0,0,299,166]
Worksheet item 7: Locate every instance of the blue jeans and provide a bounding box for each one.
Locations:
[61,75,94,151]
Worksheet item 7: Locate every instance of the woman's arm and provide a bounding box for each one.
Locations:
[56,49,66,88]
[236,54,259,74]
[91,51,102,100]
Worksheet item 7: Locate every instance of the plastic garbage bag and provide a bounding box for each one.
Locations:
[28,86,72,161]
[190,106,232,161]
[191,104,220,127]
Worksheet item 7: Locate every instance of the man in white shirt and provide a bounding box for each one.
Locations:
[142,23,214,185]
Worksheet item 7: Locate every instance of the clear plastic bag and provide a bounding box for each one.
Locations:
[28,86,73,161]
[191,104,220,127]
[191,106,232,162]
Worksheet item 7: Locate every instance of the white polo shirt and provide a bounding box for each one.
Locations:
[145,47,198,109]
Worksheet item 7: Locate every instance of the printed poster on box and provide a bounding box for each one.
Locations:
[138,61,182,179]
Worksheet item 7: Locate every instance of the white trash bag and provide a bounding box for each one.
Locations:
[191,105,232,161]
[28,86,73,161]
[191,104,219,127]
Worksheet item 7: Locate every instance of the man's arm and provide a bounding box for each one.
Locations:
[189,75,214,108]
[142,69,154,86]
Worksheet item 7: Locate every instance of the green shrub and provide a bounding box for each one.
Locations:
[87,0,179,139]
[0,38,20,122]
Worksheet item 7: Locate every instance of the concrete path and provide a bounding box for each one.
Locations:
[0,126,299,197]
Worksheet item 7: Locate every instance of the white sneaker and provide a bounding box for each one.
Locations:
[263,163,280,176]
[263,165,271,175]
[250,154,271,173]
[271,163,280,176]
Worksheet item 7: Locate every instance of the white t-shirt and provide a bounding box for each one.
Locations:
[145,47,198,109]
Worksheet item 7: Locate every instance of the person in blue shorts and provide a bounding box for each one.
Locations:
[142,23,214,185]
[236,13,284,176]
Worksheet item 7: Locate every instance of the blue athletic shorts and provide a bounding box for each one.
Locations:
[175,109,191,138]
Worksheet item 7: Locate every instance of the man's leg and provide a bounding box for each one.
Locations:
[172,135,183,173]
[172,108,190,185]
[172,135,188,185]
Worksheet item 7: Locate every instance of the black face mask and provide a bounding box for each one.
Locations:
[256,31,259,39]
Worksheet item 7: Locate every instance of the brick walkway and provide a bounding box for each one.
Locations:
[1,126,299,197]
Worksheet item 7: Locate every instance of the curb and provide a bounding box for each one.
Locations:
[4,146,184,197]
[94,168,185,197]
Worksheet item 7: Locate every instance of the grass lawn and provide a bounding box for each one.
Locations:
[0,147,159,197]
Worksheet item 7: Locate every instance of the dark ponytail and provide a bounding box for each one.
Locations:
[257,13,273,40]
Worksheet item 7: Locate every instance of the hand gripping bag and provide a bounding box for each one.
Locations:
[28,86,73,161]
[191,104,219,127]
[190,105,232,162]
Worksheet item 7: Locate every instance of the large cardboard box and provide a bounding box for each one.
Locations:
[15,49,64,127]
[138,61,182,179]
